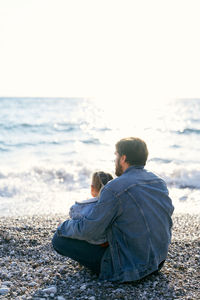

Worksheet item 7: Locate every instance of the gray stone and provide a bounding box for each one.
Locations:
[57,296,66,300]
[80,283,87,290]
[42,286,57,294]
[0,287,10,295]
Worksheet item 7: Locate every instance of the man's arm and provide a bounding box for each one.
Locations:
[57,187,121,241]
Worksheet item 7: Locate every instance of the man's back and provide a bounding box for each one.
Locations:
[107,165,173,237]
[99,166,174,281]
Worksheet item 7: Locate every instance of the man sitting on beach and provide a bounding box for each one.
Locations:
[52,137,174,282]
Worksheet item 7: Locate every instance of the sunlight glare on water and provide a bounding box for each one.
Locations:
[91,95,173,150]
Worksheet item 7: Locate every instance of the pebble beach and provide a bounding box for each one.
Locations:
[0,213,199,300]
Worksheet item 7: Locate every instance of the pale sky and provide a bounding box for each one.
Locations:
[0,0,200,102]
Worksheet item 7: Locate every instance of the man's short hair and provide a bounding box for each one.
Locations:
[115,137,148,166]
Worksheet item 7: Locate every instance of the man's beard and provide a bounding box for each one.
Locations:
[115,156,123,177]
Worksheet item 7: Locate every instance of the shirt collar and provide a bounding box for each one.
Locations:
[124,165,144,174]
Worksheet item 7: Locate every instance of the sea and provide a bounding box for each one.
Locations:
[0,97,200,216]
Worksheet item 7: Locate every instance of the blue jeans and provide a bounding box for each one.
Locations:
[52,231,107,274]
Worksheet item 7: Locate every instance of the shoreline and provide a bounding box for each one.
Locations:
[0,213,199,299]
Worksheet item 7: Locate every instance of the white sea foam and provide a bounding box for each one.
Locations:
[0,162,200,216]
[0,164,92,216]
[148,161,200,189]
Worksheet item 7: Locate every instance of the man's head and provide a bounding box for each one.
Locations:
[115,137,148,176]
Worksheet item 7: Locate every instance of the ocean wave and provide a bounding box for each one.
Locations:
[0,165,91,193]
[161,167,200,189]
[33,167,76,185]
[81,138,100,144]
[170,144,181,149]
[0,141,66,148]
[0,147,10,152]
[149,157,172,164]
[1,164,200,196]
[175,128,200,135]
[0,123,46,130]
[0,121,111,135]
[0,122,82,133]
[0,163,199,216]
[0,164,92,218]
[0,185,18,198]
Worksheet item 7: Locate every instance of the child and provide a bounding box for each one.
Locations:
[69,171,113,245]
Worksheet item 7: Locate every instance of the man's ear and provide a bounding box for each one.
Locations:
[120,154,127,164]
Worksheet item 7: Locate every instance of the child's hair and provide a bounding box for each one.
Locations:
[92,171,113,192]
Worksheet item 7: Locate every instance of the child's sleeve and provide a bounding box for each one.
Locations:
[69,203,86,220]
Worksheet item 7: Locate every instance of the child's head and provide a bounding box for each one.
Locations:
[91,171,113,197]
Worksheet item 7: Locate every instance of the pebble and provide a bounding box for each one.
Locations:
[113,288,125,293]
[0,287,10,295]
[1,281,12,286]
[42,286,57,294]
[80,284,87,290]
[28,281,37,287]
[0,213,199,299]
[50,292,55,297]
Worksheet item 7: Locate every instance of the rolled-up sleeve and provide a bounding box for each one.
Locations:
[57,187,120,241]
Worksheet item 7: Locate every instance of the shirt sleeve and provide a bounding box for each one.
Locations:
[57,187,121,241]
[69,204,74,219]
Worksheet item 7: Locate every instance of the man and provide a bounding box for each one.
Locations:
[52,137,174,282]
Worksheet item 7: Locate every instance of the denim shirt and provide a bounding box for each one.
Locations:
[69,197,107,244]
[57,166,174,282]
